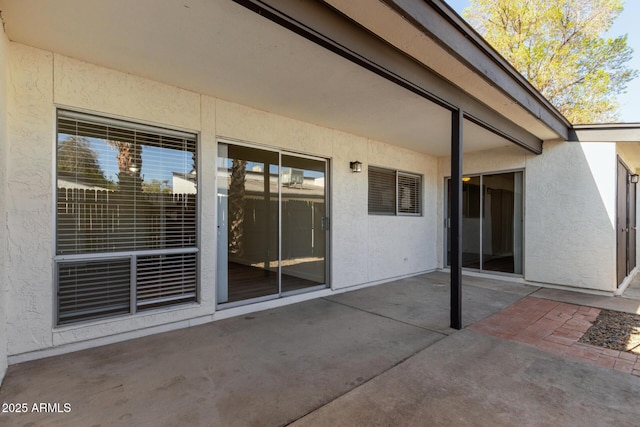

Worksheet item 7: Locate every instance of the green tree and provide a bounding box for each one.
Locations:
[58,136,113,189]
[463,0,637,123]
[141,179,172,193]
[107,140,143,193]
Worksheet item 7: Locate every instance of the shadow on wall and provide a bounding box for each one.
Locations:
[526,141,617,291]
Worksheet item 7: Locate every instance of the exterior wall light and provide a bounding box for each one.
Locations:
[631,174,639,184]
[462,176,471,182]
[350,161,362,173]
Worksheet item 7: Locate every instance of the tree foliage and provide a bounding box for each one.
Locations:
[107,140,143,193]
[58,136,113,189]
[463,0,638,123]
[141,179,172,193]
[229,159,247,257]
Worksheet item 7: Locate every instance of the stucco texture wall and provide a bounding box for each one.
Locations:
[6,44,55,355]
[366,140,438,283]
[526,141,617,291]
[0,20,9,382]
[5,43,438,359]
[438,141,618,292]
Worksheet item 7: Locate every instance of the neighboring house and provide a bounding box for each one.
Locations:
[173,171,197,194]
[0,0,639,383]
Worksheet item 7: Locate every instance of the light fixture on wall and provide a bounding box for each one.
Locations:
[631,174,639,184]
[462,176,471,182]
[350,161,362,173]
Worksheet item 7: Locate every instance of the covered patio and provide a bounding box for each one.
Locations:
[0,0,562,354]
[4,1,640,413]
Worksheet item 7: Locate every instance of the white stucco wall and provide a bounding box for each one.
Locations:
[5,43,438,361]
[0,21,9,383]
[526,141,617,291]
[366,140,438,283]
[6,43,56,356]
[438,141,618,292]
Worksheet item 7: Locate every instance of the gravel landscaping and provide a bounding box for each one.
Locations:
[579,309,640,354]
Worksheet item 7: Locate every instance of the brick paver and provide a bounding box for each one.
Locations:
[469,296,638,377]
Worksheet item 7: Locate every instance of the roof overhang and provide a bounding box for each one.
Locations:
[571,123,640,143]
[0,0,568,156]
[572,123,640,171]
[321,0,570,140]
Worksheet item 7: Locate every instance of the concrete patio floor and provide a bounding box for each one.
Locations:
[1,271,639,426]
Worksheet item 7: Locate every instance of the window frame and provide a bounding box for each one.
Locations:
[53,109,200,326]
[368,166,423,216]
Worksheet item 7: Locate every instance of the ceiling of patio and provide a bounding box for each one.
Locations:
[1,0,523,157]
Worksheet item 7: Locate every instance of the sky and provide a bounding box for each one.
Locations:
[445,0,640,123]
[82,137,192,186]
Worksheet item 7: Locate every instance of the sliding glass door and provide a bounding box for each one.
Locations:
[446,171,523,274]
[217,142,328,305]
[217,144,279,303]
[446,176,481,269]
[281,154,327,293]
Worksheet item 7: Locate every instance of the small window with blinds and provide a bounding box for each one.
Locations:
[368,167,396,215]
[398,173,422,215]
[55,110,198,325]
[368,167,422,216]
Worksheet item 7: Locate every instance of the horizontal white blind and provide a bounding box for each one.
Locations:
[57,111,197,254]
[398,173,422,215]
[368,167,396,215]
[136,253,197,308]
[57,259,131,324]
[56,110,199,326]
[58,110,196,139]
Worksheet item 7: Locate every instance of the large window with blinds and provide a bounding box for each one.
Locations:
[55,110,198,325]
[368,166,422,216]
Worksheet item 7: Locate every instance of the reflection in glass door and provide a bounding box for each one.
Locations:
[217,142,328,305]
[446,176,481,268]
[217,144,279,303]
[281,155,327,293]
[446,171,523,274]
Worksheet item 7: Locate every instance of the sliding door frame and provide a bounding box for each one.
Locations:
[444,168,525,276]
[216,138,330,308]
